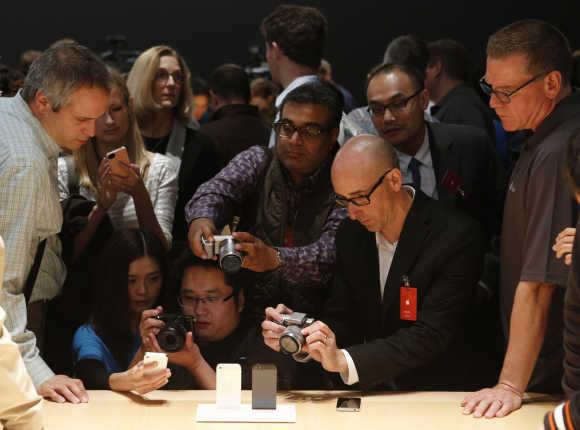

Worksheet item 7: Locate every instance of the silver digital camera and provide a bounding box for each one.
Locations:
[201,235,243,274]
[278,312,315,358]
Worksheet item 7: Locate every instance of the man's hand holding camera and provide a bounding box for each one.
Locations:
[262,304,348,374]
[233,231,281,272]
[139,307,204,372]
[188,218,217,259]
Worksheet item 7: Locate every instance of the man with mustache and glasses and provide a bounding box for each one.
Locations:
[186,82,347,318]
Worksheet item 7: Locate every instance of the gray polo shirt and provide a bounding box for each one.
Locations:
[500,92,580,392]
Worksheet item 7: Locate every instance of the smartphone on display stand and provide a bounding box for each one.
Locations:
[216,363,241,409]
[252,363,277,410]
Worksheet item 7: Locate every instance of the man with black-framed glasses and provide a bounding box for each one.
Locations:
[462,19,580,420]
[186,81,347,317]
[139,250,327,390]
[262,134,484,390]
[366,62,505,244]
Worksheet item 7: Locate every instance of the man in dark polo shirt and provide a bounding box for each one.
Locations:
[462,19,580,419]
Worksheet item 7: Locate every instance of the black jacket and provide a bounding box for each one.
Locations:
[324,190,484,390]
[428,121,505,241]
[200,104,269,168]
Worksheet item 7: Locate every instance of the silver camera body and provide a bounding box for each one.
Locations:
[201,235,243,274]
[279,312,315,357]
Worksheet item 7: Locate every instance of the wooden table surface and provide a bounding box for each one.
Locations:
[43,390,561,430]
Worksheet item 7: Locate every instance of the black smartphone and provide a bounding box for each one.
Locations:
[252,364,277,410]
[336,397,361,412]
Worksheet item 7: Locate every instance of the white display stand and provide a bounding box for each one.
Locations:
[195,403,296,423]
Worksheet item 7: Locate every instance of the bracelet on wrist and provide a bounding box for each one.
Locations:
[498,381,524,398]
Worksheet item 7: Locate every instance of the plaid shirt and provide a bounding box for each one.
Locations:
[0,94,66,387]
[185,145,347,286]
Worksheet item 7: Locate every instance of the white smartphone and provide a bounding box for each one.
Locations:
[216,363,241,409]
[143,352,168,375]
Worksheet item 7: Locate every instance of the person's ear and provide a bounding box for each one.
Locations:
[543,70,563,100]
[419,88,430,110]
[428,60,442,78]
[388,168,404,192]
[270,41,284,59]
[237,290,245,313]
[32,90,52,116]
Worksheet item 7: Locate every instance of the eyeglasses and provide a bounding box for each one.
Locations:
[178,292,235,308]
[155,70,184,85]
[273,120,332,140]
[479,72,547,104]
[367,88,423,117]
[335,168,394,207]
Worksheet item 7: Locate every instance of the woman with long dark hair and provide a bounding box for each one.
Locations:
[72,228,171,393]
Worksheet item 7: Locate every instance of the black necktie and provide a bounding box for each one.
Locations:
[408,157,422,190]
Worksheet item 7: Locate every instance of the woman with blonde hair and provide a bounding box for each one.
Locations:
[126,45,219,245]
[58,67,178,254]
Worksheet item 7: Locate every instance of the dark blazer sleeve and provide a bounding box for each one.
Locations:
[345,217,483,390]
[172,130,220,245]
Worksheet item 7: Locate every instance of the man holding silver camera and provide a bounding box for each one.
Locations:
[263,134,483,390]
[186,81,347,317]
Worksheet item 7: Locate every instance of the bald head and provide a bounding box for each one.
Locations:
[333,134,399,181]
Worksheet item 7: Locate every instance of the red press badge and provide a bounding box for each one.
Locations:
[400,275,417,321]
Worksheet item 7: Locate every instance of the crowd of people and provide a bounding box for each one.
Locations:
[1,4,580,429]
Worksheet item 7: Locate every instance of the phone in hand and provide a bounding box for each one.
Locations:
[143,352,168,375]
[105,146,130,176]
[336,397,361,412]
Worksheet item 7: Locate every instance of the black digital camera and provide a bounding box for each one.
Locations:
[155,313,195,352]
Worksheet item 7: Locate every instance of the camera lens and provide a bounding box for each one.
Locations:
[279,326,304,355]
[219,238,243,274]
[157,326,185,352]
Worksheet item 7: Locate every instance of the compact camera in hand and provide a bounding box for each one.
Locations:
[201,235,243,274]
[155,313,195,352]
[278,312,315,357]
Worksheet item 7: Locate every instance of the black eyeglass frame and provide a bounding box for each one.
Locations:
[479,72,548,104]
[177,291,235,308]
[366,88,424,117]
[334,168,395,207]
[272,120,334,140]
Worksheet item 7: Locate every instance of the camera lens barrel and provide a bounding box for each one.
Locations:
[279,325,305,355]
[219,238,243,273]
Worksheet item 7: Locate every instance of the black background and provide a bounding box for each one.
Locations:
[2,1,578,102]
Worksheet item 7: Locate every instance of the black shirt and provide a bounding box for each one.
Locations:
[500,92,580,392]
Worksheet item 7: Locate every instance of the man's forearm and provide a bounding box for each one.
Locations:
[499,281,555,392]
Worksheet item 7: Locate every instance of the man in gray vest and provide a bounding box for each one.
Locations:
[186,81,347,317]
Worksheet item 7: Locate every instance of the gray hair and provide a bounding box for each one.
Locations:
[20,42,111,111]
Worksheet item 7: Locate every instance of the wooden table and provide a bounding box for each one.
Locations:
[43,390,561,429]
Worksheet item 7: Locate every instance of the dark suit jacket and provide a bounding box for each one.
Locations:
[172,128,220,246]
[431,83,496,142]
[200,104,269,168]
[324,190,483,391]
[428,121,505,241]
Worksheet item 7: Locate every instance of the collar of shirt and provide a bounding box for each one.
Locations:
[12,92,61,160]
[395,126,432,172]
[275,75,319,109]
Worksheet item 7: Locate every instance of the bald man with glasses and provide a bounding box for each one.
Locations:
[262,134,484,391]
